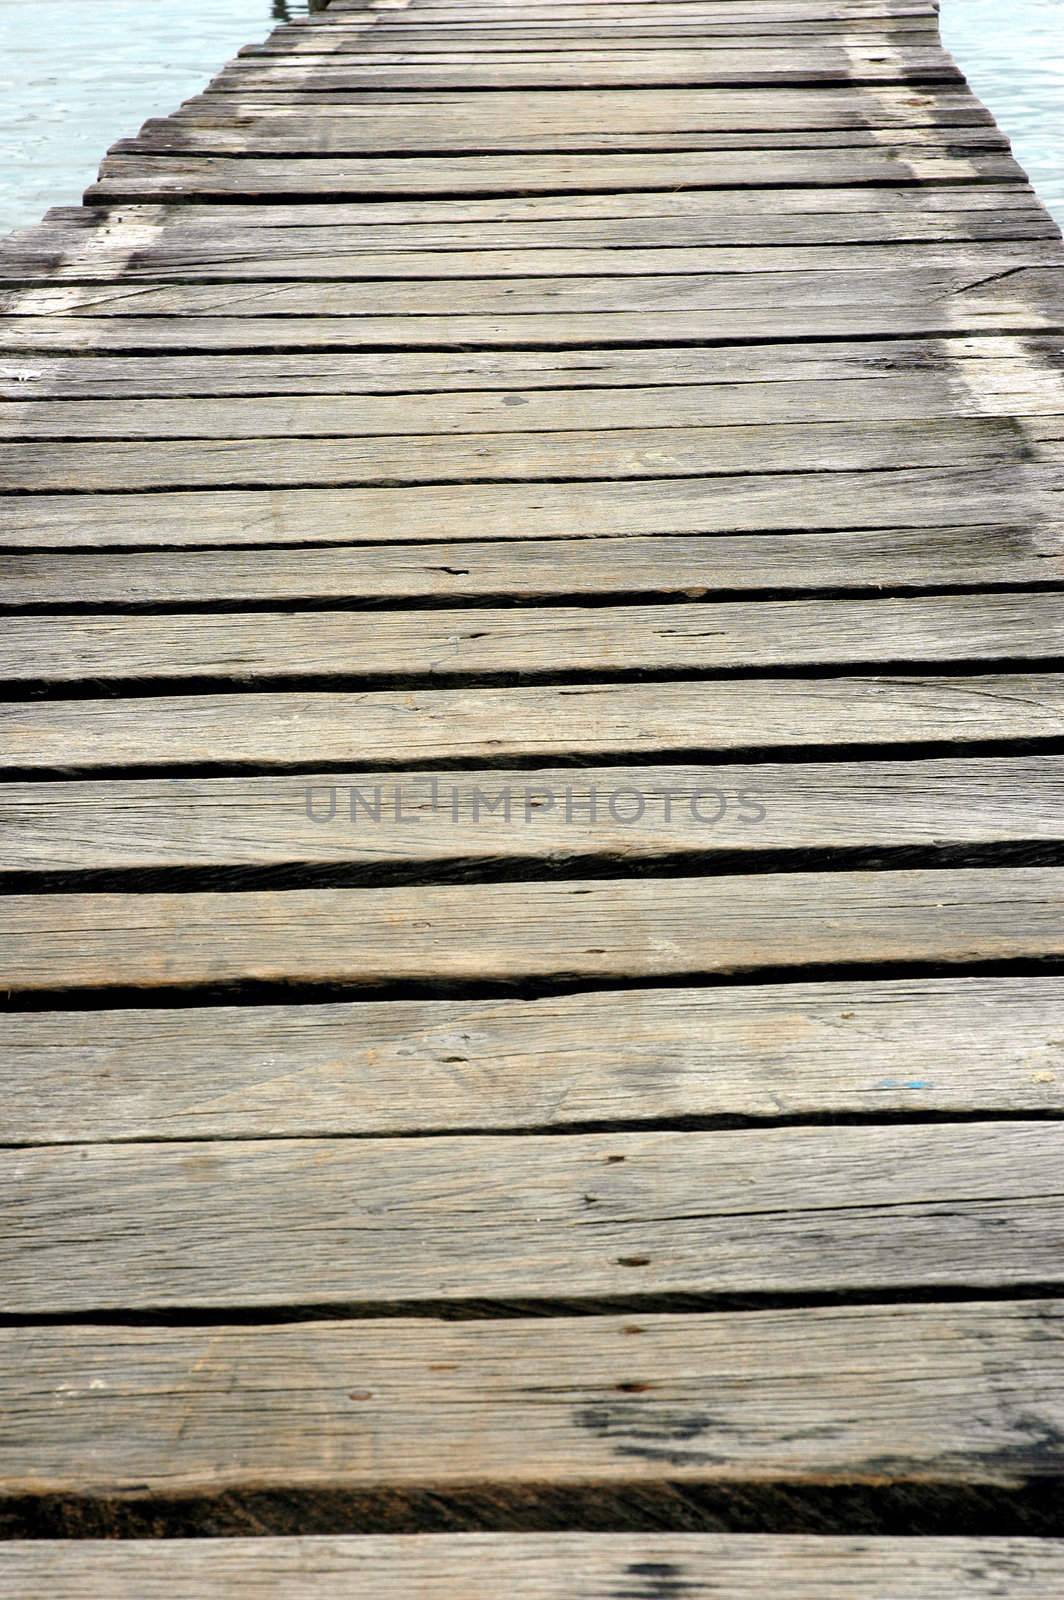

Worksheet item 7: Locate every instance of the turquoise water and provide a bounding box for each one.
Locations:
[0,0,1061,238]
[940,0,1064,225]
[0,0,317,237]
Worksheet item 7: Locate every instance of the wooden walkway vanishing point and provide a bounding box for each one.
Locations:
[2,0,1064,1590]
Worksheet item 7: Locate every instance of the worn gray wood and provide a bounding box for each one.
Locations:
[5,755,1064,875]
[5,416,1054,491]
[6,1537,1064,1600]
[16,266,1056,320]
[5,593,1063,685]
[4,1120,1064,1310]
[243,26,944,54]
[113,124,1009,158]
[87,147,1015,200]
[9,221,1057,283]
[6,524,1062,606]
[4,294,1058,352]
[1,1303,1062,1492]
[167,84,995,130]
[1,465,1056,547]
[196,47,964,94]
[11,237,1052,286]
[2,336,1058,399]
[2,867,1064,993]
[6,368,1064,442]
[5,974,1064,1144]
[4,671,1061,773]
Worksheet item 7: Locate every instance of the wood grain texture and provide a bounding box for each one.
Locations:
[4,295,1058,352]
[0,1303,1062,1489]
[13,264,1057,317]
[4,755,1064,876]
[5,1121,1064,1311]
[3,416,1054,491]
[2,868,1064,993]
[192,47,964,94]
[242,26,944,54]
[86,146,1014,199]
[2,468,1057,548]
[10,226,1059,283]
[3,672,1062,773]
[5,1536,1064,1600]
[165,84,994,132]
[7,366,1064,440]
[4,594,1062,685]
[3,336,1058,398]
[6,524,1063,606]
[5,974,1064,1144]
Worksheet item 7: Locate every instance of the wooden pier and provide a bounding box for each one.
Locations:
[2,0,1064,1588]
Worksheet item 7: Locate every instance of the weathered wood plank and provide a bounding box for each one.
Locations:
[333,1,943,15]
[14,266,1020,315]
[1,1304,1062,1494]
[2,867,1064,993]
[5,187,1048,285]
[4,756,1063,876]
[6,524,1062,606]
[2,408,1058,491]
[5,1536,1064,1600]
[5,1121,1064,1310]
[196,48,964,93]
[1,466,1056,548]
[15,238,1052,289]
[2,337,1057,399]
[15,265,1058,318]
[5,593,1063,685]
[6,369,1064,441]
[37,184,1049,226]
[167,84,996,137]
[244,24,944,52]
[9,217,1056,285]
[87,148,1017,201]
[3,672,1061,773]
[6,974,1064,1145]
[3,417,1051,491]
[112,127,1012,162]
[4,297,1058,352]
[113,123,1009,158]
[164,86,998,144]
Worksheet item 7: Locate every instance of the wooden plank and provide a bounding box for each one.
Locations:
[5,1537,1064,1600]
[8,221,1058,283]
[166,84,996,132]
[5,593,1063,685]
[245,29,945,53]
[6,524,1063,606]
[6,368,1064,441]
[5,1120,1064,1310]
[3,671,1062,773]
[9,187,1045,264]
[2,867,1064,993]
[14,266,1056,317]
[197,49,964,93]
[1,466,1056,548]
[5,755,1064,877]
[4,416,1053,492]
[1,1304,1062,1494]
[86,148,1019,201]
[111,125,1011,158]
[3,336,1058,398]
[5,974,1064,1145]
[333,1,944,15]
[4,296,1059,352]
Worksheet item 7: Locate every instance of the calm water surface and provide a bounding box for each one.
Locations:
[0,0,1061,237]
